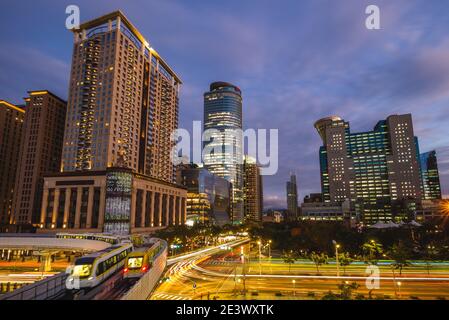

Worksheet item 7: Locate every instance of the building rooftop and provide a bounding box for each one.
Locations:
[74,10,182,84]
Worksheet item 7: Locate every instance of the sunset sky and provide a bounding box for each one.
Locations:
[1,0,448,208]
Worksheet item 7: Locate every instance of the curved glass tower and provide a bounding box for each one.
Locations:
[203,82,243,223]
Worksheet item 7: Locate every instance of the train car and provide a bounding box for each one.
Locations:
[123,240,163,279]
[66,243,133,289]
[56,233,119,245]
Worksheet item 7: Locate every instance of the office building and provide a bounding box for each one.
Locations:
[0,100,24,231]
[177,164,231,226]
[315,114,423,224]
[243,156,263,222]
[203,81,243,223]
[286,173,298,220]
[38,11,186,234]
[420,150,442,200]
[11,91,66,231]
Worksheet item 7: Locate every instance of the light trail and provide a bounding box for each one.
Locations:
[167,238,249,265]
[191,264,449,282]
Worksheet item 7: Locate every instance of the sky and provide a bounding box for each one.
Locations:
[1,0,449,209]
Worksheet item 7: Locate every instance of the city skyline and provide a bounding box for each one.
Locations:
[1,0,449,208]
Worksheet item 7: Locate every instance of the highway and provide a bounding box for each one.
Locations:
[61,238,249,300]
[151,244,449,300]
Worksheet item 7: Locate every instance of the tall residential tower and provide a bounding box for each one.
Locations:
[61,11,181,183]
[38,11,187,235]
[11,91,66,230]
[0,100,24,231]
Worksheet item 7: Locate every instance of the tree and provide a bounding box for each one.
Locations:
[389,241,412,275]
[338,252,353,275]
[338,281,359,300]
[310,251,328,273]
[321,282,359,300]
[281,250,297,273]
[362,240,383,264]
[423,244,439,275]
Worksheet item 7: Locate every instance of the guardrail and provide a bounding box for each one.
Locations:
[0,272,67,300]
[120,240,168,300]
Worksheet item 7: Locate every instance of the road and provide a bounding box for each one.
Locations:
[151,245,449,300]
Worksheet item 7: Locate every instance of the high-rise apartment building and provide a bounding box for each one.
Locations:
[61,11,180,183]
[0,100,24,231]
[420,150,442,200]
[243,156,263,222]
[11,91,66,230]
[315,114,423,224]
[286,173,298,220]
[203,82,243,223]
[38,11,187,235]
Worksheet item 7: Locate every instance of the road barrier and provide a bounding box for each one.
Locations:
[0,272,67,300]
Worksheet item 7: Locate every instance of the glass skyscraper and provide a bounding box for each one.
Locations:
[420,150,442,200]
[178,164,231,226]
[203,82,243,223]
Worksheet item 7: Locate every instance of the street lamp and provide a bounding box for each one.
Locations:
[268,240,272,259]
[332,240,340,277]
[397,281,402,298]
[257,240,262,275]
[292,279,296,296]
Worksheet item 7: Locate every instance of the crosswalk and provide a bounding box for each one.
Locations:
[151,293,193,300]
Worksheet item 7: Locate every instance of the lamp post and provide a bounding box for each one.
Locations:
[268,240,272,259]
[292,279,296,296]
[397,281,402,299]
[333,240,340,277]
[257,240,262,275]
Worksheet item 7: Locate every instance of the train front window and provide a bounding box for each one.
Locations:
[128,257,143,269]
[73,257,95,278]
[72,264,92,278]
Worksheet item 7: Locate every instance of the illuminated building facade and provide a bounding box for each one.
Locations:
[286,173,298,220]
[38,167,186,234]
[243,156,263,222]
[0,100,24,231]
[11,91,66,230]
[315,114,423,224]
[61,11,181,183]
[419,150,442,200]
[37,11,187,234]
[177,164,231,226]
[203,82,243,223]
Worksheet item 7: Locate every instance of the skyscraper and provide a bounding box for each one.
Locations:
[286,173,298,220]
[203,82,243,223]
[11,91,67,230]
[61,11,181,183]
[0,100,24,231]
[38,11,187,235]
[243,156,263,222]
[315,114,422,224]
[420,150,442,200]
